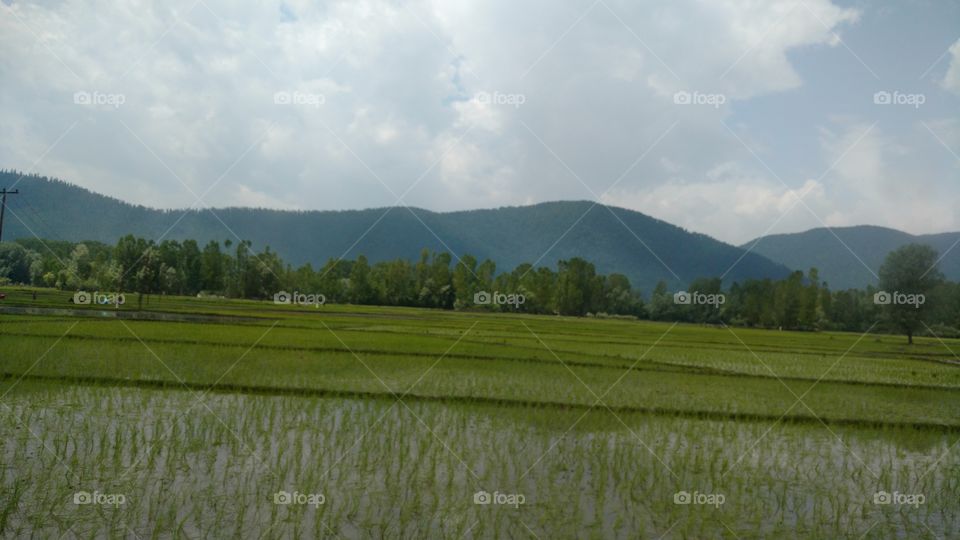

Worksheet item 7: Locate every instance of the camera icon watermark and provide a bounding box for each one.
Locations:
[73,90,126,109]
[73,490,126,507]
[673,291,725,308]
[873,290,924,308]
[673,90,726,108]
[274,290,326,308]
[273,490,325,508]
[473,490,525,508]
[274,90,325,108]
[73,291,125,306]
[873,490,924,508]
[873,90,925,109]
[473,290,525,308]
[673,490,725,508]
[473,490,491,504]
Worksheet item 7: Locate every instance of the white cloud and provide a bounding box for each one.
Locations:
[1,0,955,246]
[601,168,830,245]
[943,39,960,95]
[816,120,958,235]
[604,116,960,245]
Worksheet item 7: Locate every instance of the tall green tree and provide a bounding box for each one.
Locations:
[114,235,149,294]
[200,240,225,293]
[452,254,479,308]
[647,280,673,321]
[349,255,375,304]
[556,257,596,316]
[135,245,164,308]
[878,244,944,344]
[180,239,202,295]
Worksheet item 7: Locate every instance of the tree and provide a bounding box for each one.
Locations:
[316,258,348,302]
[349,255,375,304]
[798,268,820,330]
[647,280,673,321]
[775,271,804,329]
[477,259,496,292]
[200,241,225,293]
[600,273,642,316]
[180,239,202,295]
[555,257,596,316]
[67,243,94,286]
[452,254,479,309]
[518,265,556,314]
[135,245,164,308]
[246,247,283,299]
[685,277,724,324]
[157,240,182,294]
[374,259,415,306]
[878,243,944,344]
[115,235,149,294]
[412,249,428,298]
[0,242,35,284]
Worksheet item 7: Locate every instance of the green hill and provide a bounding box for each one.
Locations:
[1,171,792,292]
[743,226,960,290]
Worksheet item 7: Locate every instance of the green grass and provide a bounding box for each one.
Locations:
[1,287,959,537]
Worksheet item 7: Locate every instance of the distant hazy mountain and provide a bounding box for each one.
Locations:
[743,226,960,290]
[0,171,792,292]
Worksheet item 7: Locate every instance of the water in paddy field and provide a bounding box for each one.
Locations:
[0,382,957,538]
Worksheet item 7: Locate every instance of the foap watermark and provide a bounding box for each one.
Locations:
[73,291,126,306]
[673,90,726,108]
[273,490,325,508]
[674,291,725,309]
[873,290,925,308]
[473,290,525,307]
[73,490,126,508]
[273,290,326,307]
[73,91,125,109]
[475,91,526,108]
[274,90,325,108]
[473,490,525,508]
[673,490,725,508]
[874,490,925,508]
[873,91,925,109]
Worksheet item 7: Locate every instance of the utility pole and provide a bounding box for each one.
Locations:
[0,188,19,242]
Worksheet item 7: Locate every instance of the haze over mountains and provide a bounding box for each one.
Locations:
[3,171,958,292]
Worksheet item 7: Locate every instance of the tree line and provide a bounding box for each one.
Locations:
[0,236,956,341]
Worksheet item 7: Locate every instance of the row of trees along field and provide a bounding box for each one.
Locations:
[0,236,957,341]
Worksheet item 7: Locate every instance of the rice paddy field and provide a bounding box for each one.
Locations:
[1,287,959,538]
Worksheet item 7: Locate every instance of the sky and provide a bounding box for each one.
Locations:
[1,0,958,245]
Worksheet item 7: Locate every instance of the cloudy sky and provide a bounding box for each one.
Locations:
[1,0,958,244]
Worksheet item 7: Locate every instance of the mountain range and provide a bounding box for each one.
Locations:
[743,227,960,290]
[1,171,957,292]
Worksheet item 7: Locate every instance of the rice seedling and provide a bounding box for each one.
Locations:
[1,298,958,537]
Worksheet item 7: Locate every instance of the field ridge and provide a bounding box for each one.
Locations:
[5,372,960,433]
